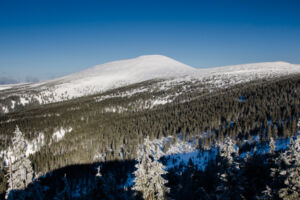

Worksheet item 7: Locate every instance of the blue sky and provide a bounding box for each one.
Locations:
[0,0,300,82]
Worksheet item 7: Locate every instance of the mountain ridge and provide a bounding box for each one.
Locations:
[1,55,300,114]
[1,56,299,88]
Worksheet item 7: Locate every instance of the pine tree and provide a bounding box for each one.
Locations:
[5,126,33,200]
[133,136,169,200]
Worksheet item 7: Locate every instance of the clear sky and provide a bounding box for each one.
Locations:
[0,0,300,82]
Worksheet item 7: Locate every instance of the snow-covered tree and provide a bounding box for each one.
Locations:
[269,137,276,154]
[218,137,237,165]
[96,165,102,179]
[148,145,169,200]
[5,126,33,200]
[133,136,169,200]
[216,137,245,200]
[277,136,300,200]
[256,185,273,200]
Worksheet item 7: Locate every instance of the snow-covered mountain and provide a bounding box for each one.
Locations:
[1,55,300,114]
[201,61,300,80]
[1,56,300,200]
[41,55,197,98]
[0,55,196,111]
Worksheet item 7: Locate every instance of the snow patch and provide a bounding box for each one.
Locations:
[10,100,16,109]
[20,97,30,106]
[2,106,9,113]
[93,152,106,162]
[25,133,45,157]
[151,98,171,107]
[103,106,128,113]
[95,88,149,102]
[0,85,13,91]
[52,127,73,142]
[166,139,196,155]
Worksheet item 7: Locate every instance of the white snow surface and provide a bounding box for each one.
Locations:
[202,61,300,76]
[0,85,13,91]
[10,100,16,109]
[1,56,300,112]
[19,97,30,106]
[141,134,294,173]
[64,59,300,99]
[2,106,9,113]
[41,55,197,100]
[25,133,45,157]
[52,127,73,142]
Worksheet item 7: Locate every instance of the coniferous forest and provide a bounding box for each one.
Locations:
[1,74,300,199]
[1,0,300,199]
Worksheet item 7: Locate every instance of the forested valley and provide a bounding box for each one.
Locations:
[1,74,300,199]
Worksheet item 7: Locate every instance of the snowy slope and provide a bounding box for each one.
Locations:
[0,55,196,106]
[193,61,300,88]
[0,85,13,91]
[1,55,300,114]
[201,61,300,79]
[43,55,197,99]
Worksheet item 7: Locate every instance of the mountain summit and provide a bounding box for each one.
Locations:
[1,55,300,114]
[60,55,197,84]
[38,55,197,100]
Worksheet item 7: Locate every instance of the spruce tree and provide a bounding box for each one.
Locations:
[216,137,245,200]
[133,136,169,200]
[269,137,276,154]
[277,136,300,200]
[5,126,33,200]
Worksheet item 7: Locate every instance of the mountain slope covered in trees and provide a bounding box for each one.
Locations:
[1,56,300,114]
[0,57,300,199]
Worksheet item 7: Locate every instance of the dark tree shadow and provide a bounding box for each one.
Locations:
[2,159,136,200]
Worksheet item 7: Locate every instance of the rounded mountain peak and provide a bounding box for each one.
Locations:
[73,55,197,78]
[55,55,197,96]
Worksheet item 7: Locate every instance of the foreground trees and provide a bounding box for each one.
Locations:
[275,136,300,200]
[5,126,33,200]
[216,137,247,200]
[133,137,169,200]
[2,133,300,200]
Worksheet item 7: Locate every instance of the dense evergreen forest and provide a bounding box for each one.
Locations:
[2,133,300,199]
[1,74,300,199]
